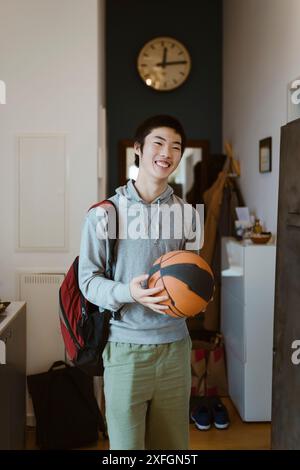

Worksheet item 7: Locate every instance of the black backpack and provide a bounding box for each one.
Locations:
[59,199,119,376]
[27,361,107,449]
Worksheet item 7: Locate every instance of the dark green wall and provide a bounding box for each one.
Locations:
[106,0,222,195]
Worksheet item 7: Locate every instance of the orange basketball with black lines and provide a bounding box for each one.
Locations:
[147,250,215,318]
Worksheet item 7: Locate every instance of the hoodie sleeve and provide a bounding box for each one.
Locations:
[78,210,134,312]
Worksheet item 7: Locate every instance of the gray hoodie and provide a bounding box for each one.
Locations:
[78,179,202,344]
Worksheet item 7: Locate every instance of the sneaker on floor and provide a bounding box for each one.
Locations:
[189,396,206,423]
[190,398,212,431]
[209,396,230,430]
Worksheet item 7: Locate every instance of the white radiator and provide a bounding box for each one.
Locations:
[19,272,65,425]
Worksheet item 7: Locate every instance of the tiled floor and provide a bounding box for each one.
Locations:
[26,398,271,451]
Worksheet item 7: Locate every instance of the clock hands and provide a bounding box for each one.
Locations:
[156,59,188,67]
[165,60,188,65]
[155,45,188,67]
[157,47,168,68]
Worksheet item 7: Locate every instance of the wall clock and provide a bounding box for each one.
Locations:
[137,36,191,91]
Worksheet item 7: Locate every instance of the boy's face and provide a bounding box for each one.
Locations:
[134,127,182,182]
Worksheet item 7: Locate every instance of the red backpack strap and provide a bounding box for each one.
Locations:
[88,199,112,212]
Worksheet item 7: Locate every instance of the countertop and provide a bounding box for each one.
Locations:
[0,301,26,335]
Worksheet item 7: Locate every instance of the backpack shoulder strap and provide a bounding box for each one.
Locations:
[87,199,118,279]
[88,199,116,213]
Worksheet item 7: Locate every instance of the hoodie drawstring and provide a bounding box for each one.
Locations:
[154,199,160,245]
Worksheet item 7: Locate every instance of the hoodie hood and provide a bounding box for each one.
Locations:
[115,179,175,244]
[115,179,174,205]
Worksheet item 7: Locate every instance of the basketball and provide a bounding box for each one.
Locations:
[147,250,215,318]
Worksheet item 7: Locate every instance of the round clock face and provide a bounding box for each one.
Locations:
[137,36,191,91]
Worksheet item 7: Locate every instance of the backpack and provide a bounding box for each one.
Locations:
[59,199,118,377]
[27,361,107,448]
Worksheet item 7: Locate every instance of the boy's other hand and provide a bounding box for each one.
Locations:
[129,274,169,314]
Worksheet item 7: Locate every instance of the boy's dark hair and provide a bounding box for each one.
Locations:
[134,114,186,167]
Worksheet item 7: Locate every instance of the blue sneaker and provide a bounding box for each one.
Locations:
[190,398,212,431]
[209,396,230,429]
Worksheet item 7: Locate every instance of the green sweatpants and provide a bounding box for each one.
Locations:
[102,336,192,450]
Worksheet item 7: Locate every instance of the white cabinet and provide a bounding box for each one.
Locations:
[221,237,276,421]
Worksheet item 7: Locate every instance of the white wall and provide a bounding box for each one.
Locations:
[0,0,103,299]
[223,0,300,235]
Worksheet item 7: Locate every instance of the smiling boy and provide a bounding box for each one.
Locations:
[79,115,202,450]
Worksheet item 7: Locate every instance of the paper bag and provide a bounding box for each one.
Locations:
[190,331,228,397]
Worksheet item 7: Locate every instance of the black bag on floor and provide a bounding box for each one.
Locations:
[27,361,106,449]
